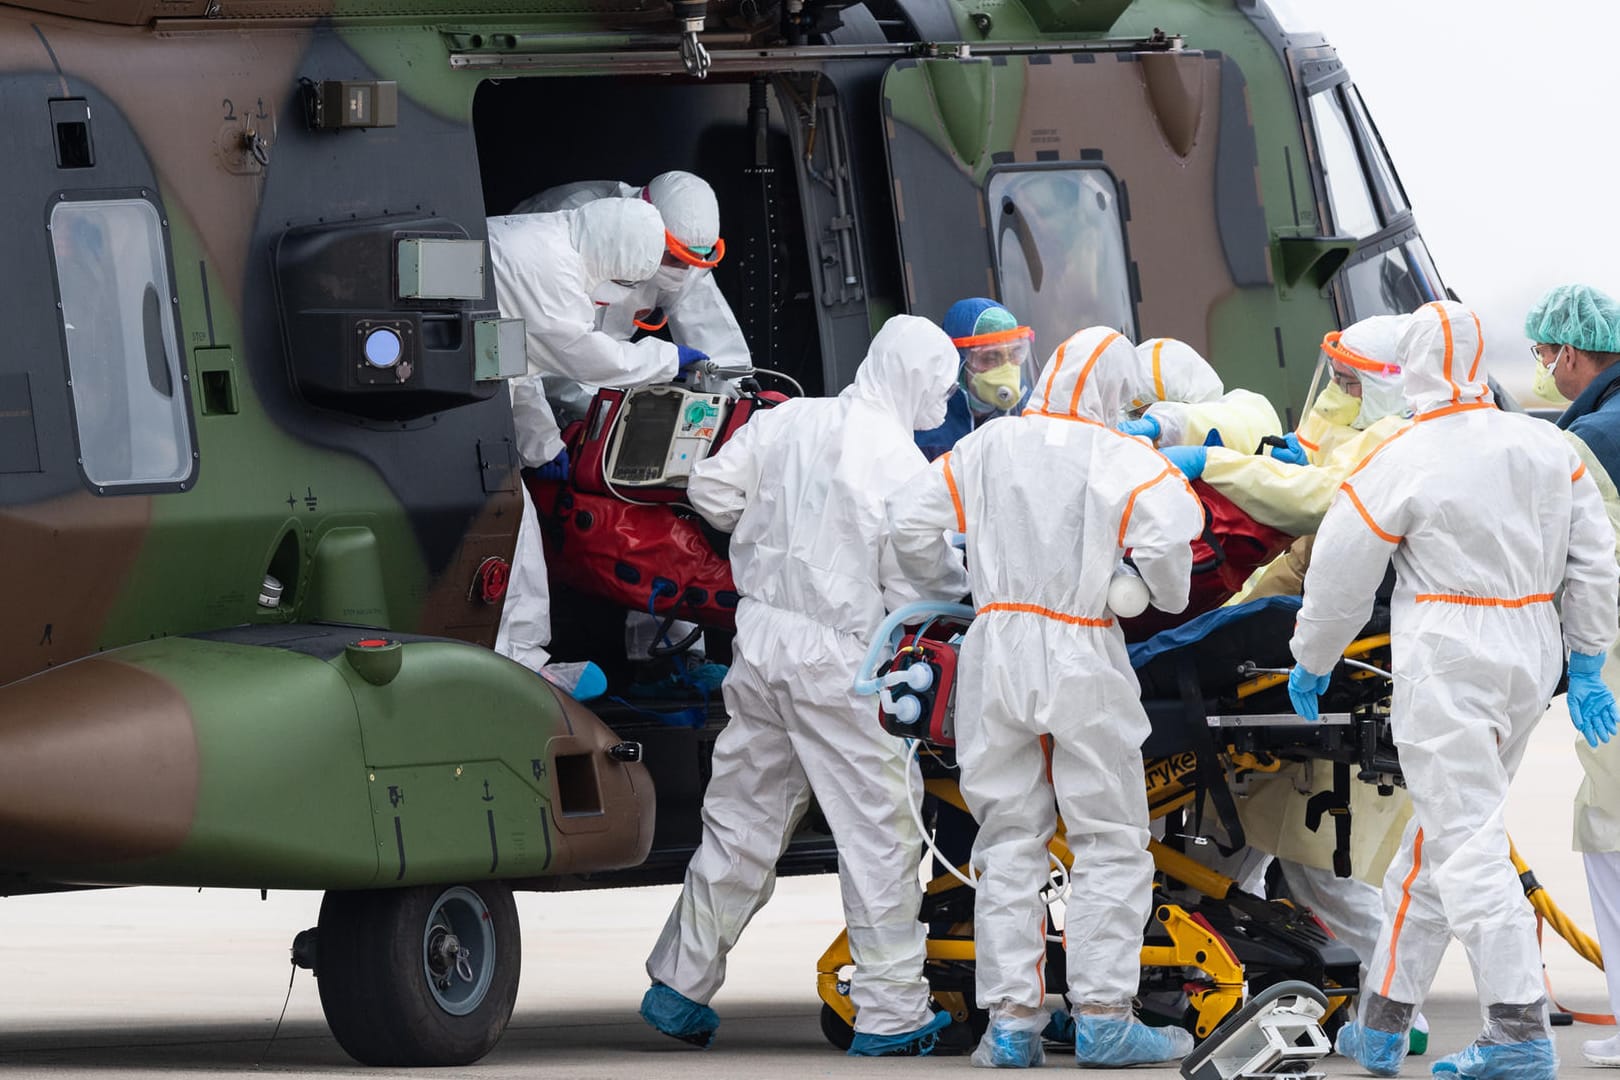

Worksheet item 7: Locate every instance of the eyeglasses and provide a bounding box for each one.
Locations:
[1530,343,1561,365]
[1329,367,1361,392]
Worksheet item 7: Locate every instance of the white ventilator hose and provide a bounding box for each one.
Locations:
[903,739,1071,931]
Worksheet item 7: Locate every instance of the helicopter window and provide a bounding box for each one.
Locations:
[986,167,1136,358]
[1344,86,1409,224]
[1307,89,1380,239]
[50,198,192,489]
[1341,238,1442,320]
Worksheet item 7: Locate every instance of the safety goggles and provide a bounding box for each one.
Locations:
[664,230,725,270]
[954,326,1035,373]
[1530,343,1563,366]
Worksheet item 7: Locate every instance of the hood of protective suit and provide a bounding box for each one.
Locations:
[1025,326,1144,423]
[1322,314,1409,429]
[643,171,720,250]
[1132,338,1224,409]
[568,199,664,291]
[847,315,961,431]
[1398,300,1492,414]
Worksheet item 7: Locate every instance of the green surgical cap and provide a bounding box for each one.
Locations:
[1525,284,1620,352]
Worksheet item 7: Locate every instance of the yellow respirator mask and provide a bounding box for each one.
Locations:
[1312,382,1363,428]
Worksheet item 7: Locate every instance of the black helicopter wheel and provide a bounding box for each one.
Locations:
[315,882,520,1065]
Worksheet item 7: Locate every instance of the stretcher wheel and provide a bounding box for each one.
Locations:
[819,1003,855,1051]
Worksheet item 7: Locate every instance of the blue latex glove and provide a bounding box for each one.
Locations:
[1118,415,1161,440]
[1568,651,1618,747]
[1268,432,1309,466]
[676,345,709,369]
[536,448,570,482]
[1288,663,1332,722]
[1203,428,1225,448]
[1162,444,1206,480]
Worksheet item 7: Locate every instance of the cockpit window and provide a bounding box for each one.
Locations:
[1344,85,1409,223]
[1307,89,1380,239]
[51,198,193,490]
[1342,239,1442,320]
[986,167,1136,358]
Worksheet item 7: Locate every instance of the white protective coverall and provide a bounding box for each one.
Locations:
[1290,300,1619,1046]
[645,315,965,1036]
[886,327,1204,1018]
[1131,337,1283,454]
[1180,321,1414,985]
[515,172,750,375]
[487,199,665,670]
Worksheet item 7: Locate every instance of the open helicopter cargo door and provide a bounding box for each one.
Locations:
[880,49,1272,365]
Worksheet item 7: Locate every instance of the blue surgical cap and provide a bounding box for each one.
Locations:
[942,298,1018,343]
[1525,284,1620,353]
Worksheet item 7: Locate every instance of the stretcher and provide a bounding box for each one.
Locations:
[823,595,1613,1059]
[817,595,1399,1053]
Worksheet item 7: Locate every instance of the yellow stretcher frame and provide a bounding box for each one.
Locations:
[817,748,1348,1042]
[818,632,1610,1042]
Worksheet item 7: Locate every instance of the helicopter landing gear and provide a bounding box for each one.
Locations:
[310,882,521,1066]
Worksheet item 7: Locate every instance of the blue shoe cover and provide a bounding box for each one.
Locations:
[1042,1008,1076,1045]
[848,1009,953,1057]
[639,983,718,1048]
[570,661,607,701]
[971,1023,1046,1068]
[686,662,729,692]
[1073,1014,1194,1067]
[1430,1039,1556,1080]
[1336,1021,1408,1077]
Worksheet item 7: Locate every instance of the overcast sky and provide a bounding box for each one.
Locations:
[1270,0,1620,401]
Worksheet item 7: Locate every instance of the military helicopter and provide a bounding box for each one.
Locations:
[0,0,1454,1064]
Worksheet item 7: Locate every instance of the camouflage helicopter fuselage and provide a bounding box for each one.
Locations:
[0,0,1442,896]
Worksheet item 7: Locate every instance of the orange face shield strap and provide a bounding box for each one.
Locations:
[666,231,724,269]
[950,326,1034,349]
[1322,330,1401,376]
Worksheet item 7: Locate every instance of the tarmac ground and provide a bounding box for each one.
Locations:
[2,707,1616,1078]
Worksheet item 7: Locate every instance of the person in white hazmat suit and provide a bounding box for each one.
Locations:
[1169,317,1413,544]
[515,170,749,385]
[486,198,667,673]
[1120,325,1422,1046]
[1117,336,1293,459]
[639,315,967,1057]
[517,172,746,662]
[885,326,1204,1068]
[1288,300,1620,1080]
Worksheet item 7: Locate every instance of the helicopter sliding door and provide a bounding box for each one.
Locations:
[880,48,1274,386]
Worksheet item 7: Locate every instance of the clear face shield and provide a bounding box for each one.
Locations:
[956,327,1036,415]
[1310,331,1405,429]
